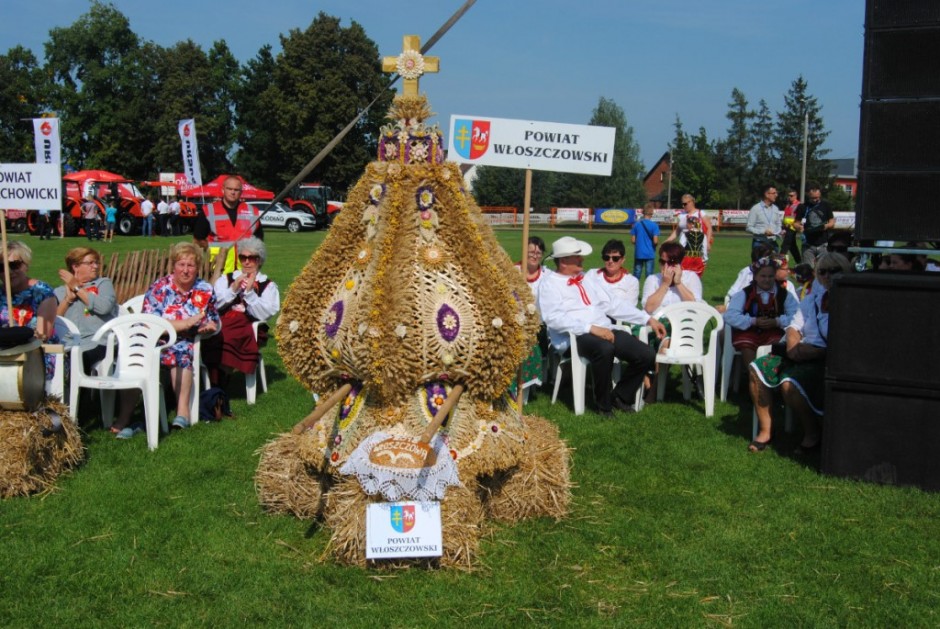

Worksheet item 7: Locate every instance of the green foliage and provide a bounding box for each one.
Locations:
[472,166,559,209]
[0,46,47,162]
[668,118,720,208]
[713,88,754,209]
[239,13,393,193]
[772,76,832,192]
[3,231,939,628]
[827,183,855,211]
[556,97,646,208]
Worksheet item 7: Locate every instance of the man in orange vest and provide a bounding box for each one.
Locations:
[193,175,264,273]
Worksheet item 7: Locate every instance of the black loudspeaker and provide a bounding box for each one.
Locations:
[823,273,940,491]
[822,380,940,491]
[856,0,940,242]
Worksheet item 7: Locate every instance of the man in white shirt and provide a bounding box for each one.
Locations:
[168,197,182,236]
[157,197,170,236]
[538,236,665,416]
[746,184,782,251]
[140,195,155,237]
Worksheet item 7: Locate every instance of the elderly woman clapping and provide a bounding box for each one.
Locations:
[202,236,280,391]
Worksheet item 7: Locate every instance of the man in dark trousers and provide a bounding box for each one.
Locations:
[794,182,835,267]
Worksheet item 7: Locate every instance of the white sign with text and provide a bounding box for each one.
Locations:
[448,115,616,176]
[0,163,61,210]
[365,501,443,559]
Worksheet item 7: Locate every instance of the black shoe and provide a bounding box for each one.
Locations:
[611,397,636,414]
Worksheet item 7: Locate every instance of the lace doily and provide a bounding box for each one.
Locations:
[340,431,461,501]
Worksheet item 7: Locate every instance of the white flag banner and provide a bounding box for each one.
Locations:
[178,119,203,187]
[33,118,61,164]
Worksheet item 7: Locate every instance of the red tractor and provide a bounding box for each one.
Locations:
[284,183,343,228]
[55,170,199,237]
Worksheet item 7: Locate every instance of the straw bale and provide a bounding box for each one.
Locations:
[322,476,484,569]
[255,434,330,519]
[478,415,573,523]
[0,400,84,499]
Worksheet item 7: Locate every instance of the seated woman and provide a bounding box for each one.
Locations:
[141,242,220,430]
[510,236,548,399]
[641,242,702,314]
[747,252,853,453]
[55,247,119,371]
[0,241,56,376]
[203,237,280,391]
[723,255,799,370]
[878,252,924,272]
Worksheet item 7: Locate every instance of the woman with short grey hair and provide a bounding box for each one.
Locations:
[203,236,280,391]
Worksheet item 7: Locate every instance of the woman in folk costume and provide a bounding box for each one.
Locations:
[748,252,852,453]
[723,255,799,370]
[665,194,712,278]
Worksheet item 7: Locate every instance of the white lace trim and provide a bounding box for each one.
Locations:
[339,431,461,501]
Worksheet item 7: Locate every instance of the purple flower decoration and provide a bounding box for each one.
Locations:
[416,186,434,211]
[436,304,460,342]
[424,382,448,417]
[338,382,363,422]
[369,183,385,205]
[324,300,344,338]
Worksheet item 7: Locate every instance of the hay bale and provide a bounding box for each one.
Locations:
[0,401,84,499]
[255,433,330,519]
[478,415,573,523]
[322,476,484,569]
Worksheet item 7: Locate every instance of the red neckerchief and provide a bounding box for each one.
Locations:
[567,273,591,305]
[527,267,541,283]
[599,268,624,284]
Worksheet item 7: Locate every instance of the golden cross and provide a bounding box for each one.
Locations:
[382,35,440,98]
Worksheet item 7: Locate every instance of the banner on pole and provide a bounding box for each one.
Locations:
[178,119,203,187]
[448,115,616,176]
[33,118,61,165]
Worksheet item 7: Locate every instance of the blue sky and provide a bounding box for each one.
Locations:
[5,0,864,172]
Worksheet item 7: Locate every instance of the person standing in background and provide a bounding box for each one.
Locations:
[157,197,170,236]
[780,187,802,264]
[746,185,781,251]
[630,205,660,282]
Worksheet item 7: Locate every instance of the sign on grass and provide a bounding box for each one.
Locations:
[448,115,616,176]
[365,501,442,559]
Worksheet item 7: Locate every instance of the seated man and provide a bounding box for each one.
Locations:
[538,236,665,416]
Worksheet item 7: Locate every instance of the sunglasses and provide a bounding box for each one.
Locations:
[659,258,677,265]
[602,254,622,262]
[238,254,260,262]
[6,260,24,271]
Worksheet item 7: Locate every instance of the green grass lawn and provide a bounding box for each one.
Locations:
[2,228,939,628]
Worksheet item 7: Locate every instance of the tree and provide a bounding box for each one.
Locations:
[0,46,48,162]
[241,12,393,192]
[43,1,158,175]
[714,88,754,208]
[556,96,646,208]
[749,99,776,196]
[772,76,831,194]
[471,166,558,209]
[233,45,280,188]
[667,117,719,208]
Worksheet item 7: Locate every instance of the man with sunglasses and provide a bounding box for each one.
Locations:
[538,236,666,417]
[584,239,639,309]
[193,175,264,274]
[793,182,834,267]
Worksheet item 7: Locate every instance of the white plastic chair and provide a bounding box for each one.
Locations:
[71,314,177,451]
[751,344,794,439]
[652,302,723,417]
[121,294,145,315]
[190,325,221,423]
[550,326,647,415]
[719,321,743,402]
[44,317,79,402]
[245,321,268,405]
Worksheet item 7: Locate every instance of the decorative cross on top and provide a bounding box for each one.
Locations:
[382,35,439,98]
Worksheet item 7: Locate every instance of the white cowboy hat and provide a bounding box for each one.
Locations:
[549,236,593,259]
